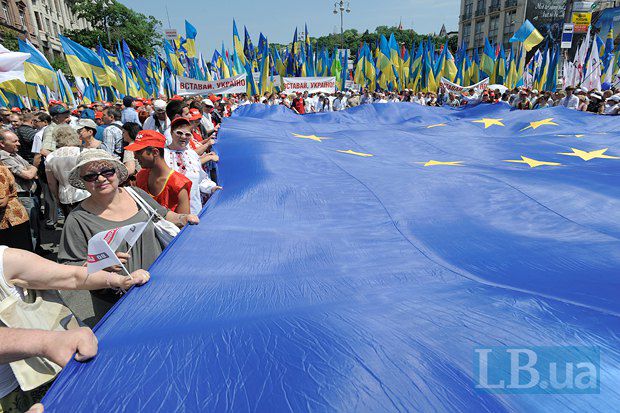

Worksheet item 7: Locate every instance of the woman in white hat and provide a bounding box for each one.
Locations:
[58,149,199,322]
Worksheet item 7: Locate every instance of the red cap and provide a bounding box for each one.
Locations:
[134,101,144,108]
[188,108,202,121]
[170,117,191,129]
[10,107,21,113]
[125,130,166,151]
[171,95,183,101]
[71,109,79,115]
[208,94,221,102]
[105,102,113,107]
[95,111,104,119]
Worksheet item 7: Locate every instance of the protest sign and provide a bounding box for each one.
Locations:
[439,77,490,94]
[282,77,336,94]
[176,74,247,96]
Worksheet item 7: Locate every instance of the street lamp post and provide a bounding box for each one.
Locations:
[333,1,351,51]
[102,0,113,48]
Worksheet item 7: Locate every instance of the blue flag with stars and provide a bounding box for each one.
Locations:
[43,103,620,412]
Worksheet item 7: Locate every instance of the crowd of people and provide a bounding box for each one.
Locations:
[0,82,616,411]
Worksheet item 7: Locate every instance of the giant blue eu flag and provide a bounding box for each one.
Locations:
[43,103,620,411]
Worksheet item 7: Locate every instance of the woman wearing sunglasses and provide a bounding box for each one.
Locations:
[164,117,220,215]
[57,149,199,323]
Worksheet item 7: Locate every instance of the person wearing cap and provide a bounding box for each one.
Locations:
[603,95,620,115]
[125,130,193,214]
[165,117,220,215]
[77,119,109,154]
[0,108,11,130]
[58,149,198,322]
[121,96,140,125]
[559,86,579,110]
[200,99,217,137]
[143,99,169,134]
[102,107,124,158]
[40,105,71,156]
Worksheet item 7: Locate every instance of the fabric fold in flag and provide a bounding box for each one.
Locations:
[59,35,109,86]
[510,19,544,52]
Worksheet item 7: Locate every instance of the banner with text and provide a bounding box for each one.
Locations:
[440,77,490,94]
[282,77,336,94]
[176,74,247,96]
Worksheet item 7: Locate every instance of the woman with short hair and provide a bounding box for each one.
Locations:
[44,125,90,216]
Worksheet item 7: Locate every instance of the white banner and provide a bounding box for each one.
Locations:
[176,74,247,96]
[252,72,281,88]
[345,80,361,92]
[282,76,336,94]
[87,222,148,274]
[439,77,490,94]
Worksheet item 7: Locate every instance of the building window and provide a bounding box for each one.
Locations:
[2,2,11,23]
[474,20,484,48]
[18,8,25,28]
[503,10,516,39]
[488,15,499,44]
[35,11,43,31]
[476,0,486,13]
[463,24,472,46]
[464,0,473,16]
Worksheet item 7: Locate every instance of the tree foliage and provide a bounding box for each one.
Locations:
[65,0,162,56]
[273,26,456,59]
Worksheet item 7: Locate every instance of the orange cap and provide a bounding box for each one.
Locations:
[124,130,166,151]
[188,108,202,121]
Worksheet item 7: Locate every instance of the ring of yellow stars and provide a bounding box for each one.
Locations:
[336,149,374,157]
[472,118,505,128]
[292,133,329,142]
[520,118,559,131]
[504,156,562,168]
[558,148,620,161]
[416,160,464,167]
[426,123,446,128]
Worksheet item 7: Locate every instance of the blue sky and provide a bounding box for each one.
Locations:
[119,0,459,56]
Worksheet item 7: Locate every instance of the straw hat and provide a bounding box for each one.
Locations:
[68,149,128,190]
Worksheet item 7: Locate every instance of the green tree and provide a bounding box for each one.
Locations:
[65,0,162,56]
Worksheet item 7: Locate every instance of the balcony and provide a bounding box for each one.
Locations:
[475,8,486,16]
[505,0,518,8]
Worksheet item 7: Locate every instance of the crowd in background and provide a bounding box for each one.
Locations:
[0,83,617,411]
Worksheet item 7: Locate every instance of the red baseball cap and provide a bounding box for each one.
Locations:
[170,117,191,129]
[10,107,21,113]
[208,94,221,102]
[188,108,202,121]
[171,95,183,101]
[125,130,166,151]
[134,101,144,108]
[95,111,104,120]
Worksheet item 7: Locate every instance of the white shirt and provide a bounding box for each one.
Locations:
[164,148,216,215]
[0,246,20,398]
[560,95,580,110]
[45,147,90,205]
[200,114,214,134]
[31,126,46,154]
[143,115,169,134]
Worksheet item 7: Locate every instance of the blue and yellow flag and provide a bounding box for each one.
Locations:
[185,20,197,58]
[59,35,108,86]
[510,19,544,52]
[18,39,56,89]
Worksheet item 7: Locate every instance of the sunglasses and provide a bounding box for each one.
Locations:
[81,167,116,183]
[174,130,193,138]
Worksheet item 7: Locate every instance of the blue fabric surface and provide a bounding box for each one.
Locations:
[43,103,620,412]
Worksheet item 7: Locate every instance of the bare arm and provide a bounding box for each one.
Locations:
[15,165,37,180]
[164,210,200,227]
[175,188,191,215]
[0,327,97,367]
[3,248,150,291]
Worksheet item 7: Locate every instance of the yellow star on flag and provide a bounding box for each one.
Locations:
[504,156,562,168]
[520,118,559,131]
[426,123,446,128]
[416,160,464,167]
[337,149,374,157]
[472,118,505,128]
[292,133,329,142]
[558,148,620,161]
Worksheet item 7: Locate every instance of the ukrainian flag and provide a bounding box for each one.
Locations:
[18,39,56,90]
[233,20,247,66]
[185,20,197,58]
[59,35,108,86]
[480,38,496,80]
[510,19,544,52]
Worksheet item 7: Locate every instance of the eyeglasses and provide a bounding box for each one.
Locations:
[81,167,116,183]
[174,130,193,138]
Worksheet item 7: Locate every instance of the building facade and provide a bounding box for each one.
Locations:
[24,0,89,60]
[459,0,620,58]
[0,0,39,48]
